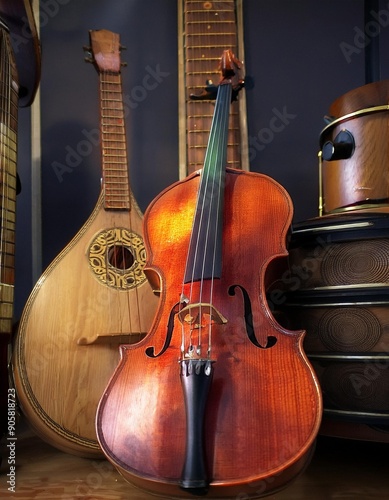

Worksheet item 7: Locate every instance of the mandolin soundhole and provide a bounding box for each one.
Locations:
[107,245,134,270]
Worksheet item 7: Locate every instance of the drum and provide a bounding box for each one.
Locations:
[271,213,389,442]
[319,80,389,214]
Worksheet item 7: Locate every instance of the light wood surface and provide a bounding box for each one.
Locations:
[12,194,159,457]
[1,418,388,499]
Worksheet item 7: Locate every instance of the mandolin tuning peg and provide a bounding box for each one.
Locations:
[83,45,92,51]
[121,62,128,67]
[120,44,127,51]
[84,46,94,63]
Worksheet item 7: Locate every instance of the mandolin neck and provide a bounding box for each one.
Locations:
[99,70,130,210]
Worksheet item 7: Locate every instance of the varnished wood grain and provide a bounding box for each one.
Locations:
[96,168,322,498]
[1,418,388,499]
[321,80,389,213]
[12,194,159,457]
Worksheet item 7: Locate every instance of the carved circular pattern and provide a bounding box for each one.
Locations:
[318,308,382,352]
[87,227,147,290]
[321,363,389,412]
[321,240,389,285]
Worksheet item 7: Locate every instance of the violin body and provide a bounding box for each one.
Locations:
[96,167,322,498]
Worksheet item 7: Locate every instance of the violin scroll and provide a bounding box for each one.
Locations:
[190,48,244,101]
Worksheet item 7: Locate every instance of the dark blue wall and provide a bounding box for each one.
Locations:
[16,0,386,319]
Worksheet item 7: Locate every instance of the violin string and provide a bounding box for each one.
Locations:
[197,103,220,356]
[214,82,230,345]
[200,3,214,357]
[202,86,223,355]
[192,83,222,356]
[180,97,215,356]
[207,83,231,356]
[182,83,230,358]
[180,3,217,357]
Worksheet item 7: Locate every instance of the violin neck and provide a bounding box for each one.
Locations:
[99,70,131,210]
[184,83,232,283]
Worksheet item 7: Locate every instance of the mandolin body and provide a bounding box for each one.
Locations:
[96,168,322,498]
[12,193,159,457]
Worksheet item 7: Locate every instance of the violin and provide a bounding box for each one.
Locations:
[96,50,322,498]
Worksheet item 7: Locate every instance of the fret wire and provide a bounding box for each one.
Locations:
[186,32,236,36]
[99,66,131,210]
[0,27,18,289]
[186,19,235,26]
[186,44,237,49]
[182,0,240,175]
[102,113,124,118]
[187,71,224,76]
[103,137,127,141]
[187,57,220,62]
[185,11,235,17]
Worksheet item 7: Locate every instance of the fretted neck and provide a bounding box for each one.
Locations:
[99,70,130,210]
[179,0,247,176]
[0,24,18,332]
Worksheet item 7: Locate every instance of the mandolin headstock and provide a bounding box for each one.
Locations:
[84,29,126,74]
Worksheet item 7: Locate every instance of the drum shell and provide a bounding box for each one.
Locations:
[321,115,389,213]
[284,213,389,290]
[271,213,389,441]
[320,80,389,214]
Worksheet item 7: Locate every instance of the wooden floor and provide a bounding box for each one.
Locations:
[1,418,388,499]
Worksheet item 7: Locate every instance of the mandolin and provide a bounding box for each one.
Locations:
[96,50,322,498]
[12,29,159,457]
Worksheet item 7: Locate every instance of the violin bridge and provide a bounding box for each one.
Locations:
[177,303,228,327]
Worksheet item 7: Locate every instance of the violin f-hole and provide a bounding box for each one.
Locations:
[145,302,180,358]
[228,285,277,349]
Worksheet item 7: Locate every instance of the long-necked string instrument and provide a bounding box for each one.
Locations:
[12,30,159,457]
[0,9,19,440]
[96,50,322,498]
[178,0,248,177]
[0,0,40,437]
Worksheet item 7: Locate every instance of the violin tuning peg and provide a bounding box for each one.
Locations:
[121,62,128,67]
[120,44,127,51]
[83,45,92,51]
[84,56,94,64]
